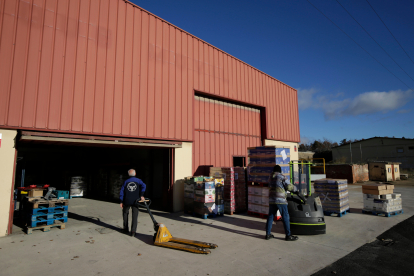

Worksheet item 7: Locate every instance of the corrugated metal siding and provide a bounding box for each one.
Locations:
[0,0,299,143]
[193,96,261,175]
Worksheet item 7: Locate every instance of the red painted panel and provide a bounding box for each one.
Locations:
[21,0,45,128]
[121,4,134,135]
[187,35,193,141]
[93,0,110,134]
[8,0,32,127]
[112,1,126,135]
[161,21,169,138]
[47,0,69,130]
[192,37,198,90]
[218,51,224,97]
[153,18,162,138]
[130,8,141,136]
[138,11,149,137]
[83,0,100,133]
[175,29,182,138]
[60,0,79,131]
[198,40,204,91]
[146,14,156,137]
[168,24,175,138]
[71,0,89,131]
[181,33,188,140]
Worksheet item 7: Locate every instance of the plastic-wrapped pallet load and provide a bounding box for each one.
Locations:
[362,183,402,214]
[70,176,87,197]
[210,167,246,214]
[314,179,349,213]
[247,146,290,183]
[213,178,224,215]
[247,185,281,219]
[183,176,197,213]
[193,179,216,216]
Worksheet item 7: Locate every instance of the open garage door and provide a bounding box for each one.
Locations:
[15,131,180,212]
[194,95,262,175]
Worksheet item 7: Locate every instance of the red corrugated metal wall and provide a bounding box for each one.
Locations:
[0,0,299,143]
[193,95,261,175]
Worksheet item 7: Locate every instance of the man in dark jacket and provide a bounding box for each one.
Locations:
[265,165,299,241]
[120,169,146,237]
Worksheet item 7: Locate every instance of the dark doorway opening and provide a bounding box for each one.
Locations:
[233,156,246,167]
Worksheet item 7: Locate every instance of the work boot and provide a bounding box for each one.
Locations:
[123,228,129,234]
[265,234,275,240]
[131,232,136,237]
[285,235,299,241]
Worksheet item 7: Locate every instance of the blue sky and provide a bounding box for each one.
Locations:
[132,0,414,144]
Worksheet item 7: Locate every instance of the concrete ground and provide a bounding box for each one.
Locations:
[1,180,414,276]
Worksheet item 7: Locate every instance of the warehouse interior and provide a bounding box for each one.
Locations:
[14,141,172,216]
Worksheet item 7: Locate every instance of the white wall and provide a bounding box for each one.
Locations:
[0,129,17,237]
[264,140,299,162]
[173,142,192,212]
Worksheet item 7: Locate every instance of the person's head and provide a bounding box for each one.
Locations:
[273,165,282,173]
[128,169,136,177]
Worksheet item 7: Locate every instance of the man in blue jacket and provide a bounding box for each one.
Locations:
[120,169,146,237]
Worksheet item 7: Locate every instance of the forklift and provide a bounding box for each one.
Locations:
[136,199,218,254]
[288,161,326,235]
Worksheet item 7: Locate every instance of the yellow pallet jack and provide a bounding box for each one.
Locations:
[136,199,218,254]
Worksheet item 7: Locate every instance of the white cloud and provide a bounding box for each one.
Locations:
[297,88,413,120]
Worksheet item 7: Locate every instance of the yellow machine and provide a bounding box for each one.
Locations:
[137,199,218,254]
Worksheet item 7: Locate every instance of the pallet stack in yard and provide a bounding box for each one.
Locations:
[246,146,290,219]
[183,176,224,219]
[314,179,350,217]
[25,197,69,234]
[210,167,246,215]
[362,183,403,217]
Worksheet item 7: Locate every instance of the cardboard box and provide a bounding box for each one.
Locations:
[194,194,215,203]
[184,183,194,192]
[195,189,215,196]
[362,183,394,190]
[28,189,44,198]
[214,178,224,186]
[194,181,215,190]
[362,188,393,195]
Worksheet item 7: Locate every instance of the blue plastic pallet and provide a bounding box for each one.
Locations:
[324,209,350,217]
[30,205,69,215]
[28,211,68,222]
[362,209,403,217]
[27,215,68,228]
[70,195,83,199]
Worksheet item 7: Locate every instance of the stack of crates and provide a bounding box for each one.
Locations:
[362,183,403,216]
[25,199,69,234]
[193,177,216,217]
[210,167,246,215]
[183,176,202,213]
[214,178,225,216]
[247,146,291,183]
[314,179,350,215]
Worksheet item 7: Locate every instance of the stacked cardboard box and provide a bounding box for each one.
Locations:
[247,185,282,219]
[183,176,201,213]
[214,178,224,215]
[362,183,402,213]
[210,167,246,214]
[314,179,349,213]
[247,146,290,183]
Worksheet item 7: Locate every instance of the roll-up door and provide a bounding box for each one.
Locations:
[194,95,262,175]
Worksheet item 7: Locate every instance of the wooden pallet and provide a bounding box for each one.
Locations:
[362,209,403,217]
[27,198,69,209]
[26,221,66,235]
[324,209,350,218]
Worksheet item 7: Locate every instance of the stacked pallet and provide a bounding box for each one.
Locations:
[210,167,246,214]
[314,179,349,215]
[25,198,69,234]
[247,146,290,183]
[362,183,403,216]
[183,176,224,218]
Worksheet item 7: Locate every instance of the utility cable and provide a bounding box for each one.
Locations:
[365,0,414,67]
[306,0,413,92]
[336,0,414,83]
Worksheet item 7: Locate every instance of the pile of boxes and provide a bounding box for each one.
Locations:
[210,167,246,214]
[183,176,224,217]
[314,179,349,213]
[362,183,402,213]
[247,186,269,215]
[247,146,290,183]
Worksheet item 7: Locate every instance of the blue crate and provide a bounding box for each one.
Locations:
[30,205,69,215]
[53,190,69,199]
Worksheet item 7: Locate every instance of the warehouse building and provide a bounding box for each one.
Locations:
[332,137,414,169]
[0,0,299,236]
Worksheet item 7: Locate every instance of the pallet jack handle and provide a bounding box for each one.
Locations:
[135,198,159,232]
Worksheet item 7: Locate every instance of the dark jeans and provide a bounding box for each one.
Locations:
[266,204,291,237]
[123,204,139,233]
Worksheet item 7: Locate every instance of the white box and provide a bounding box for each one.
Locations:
[248,194,253,203]
[248,186,254,195]
[261,196,269,206]
[254,187,261,195]
[261,205,269,214]
[248,203,254,212]
[392,193,401,199]
[253,196,261,204]
[261,188,269,197]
